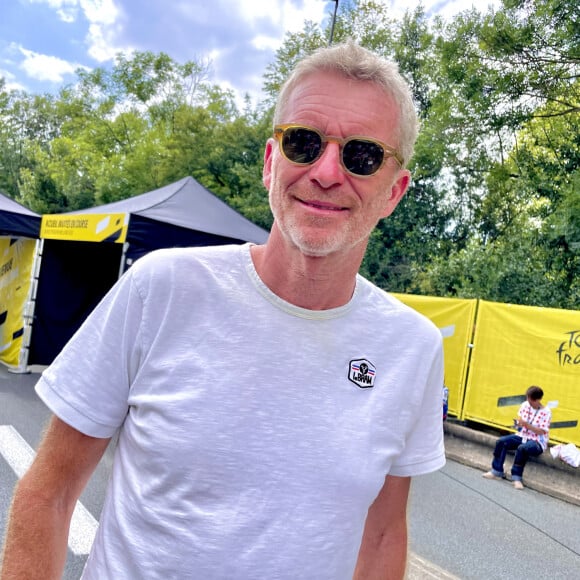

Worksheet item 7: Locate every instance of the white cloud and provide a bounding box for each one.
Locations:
[207,49,221,64]
[25,0,79,22]
[79,0,120,25]
[235,0,326,29]
[235,0,276,24]
[0,68,27,92]
[16,45,87,83]
[85,22,123,62]
[26,0,120,24]
[251,35,281,52]
[239,0,328,67]
[282,0,327,32]
[26,0,124,64]
[80,0,124,62]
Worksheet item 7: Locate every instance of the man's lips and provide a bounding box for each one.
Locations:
[298,198,348,212]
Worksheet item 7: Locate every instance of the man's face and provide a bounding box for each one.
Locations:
[528,396,542,409]
[263,71,411,258]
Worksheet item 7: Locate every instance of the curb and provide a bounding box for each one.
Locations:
[443,420,580,507]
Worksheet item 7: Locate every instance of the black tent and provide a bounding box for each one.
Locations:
[0,192,41,238]
[28,177,270,365]
[63,175,269,262]
[0,192,41,369]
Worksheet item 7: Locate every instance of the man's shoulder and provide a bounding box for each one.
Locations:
[128,244,246,281]
[134,243,245,269]
[356,278,441,338]
[126,243,249,296]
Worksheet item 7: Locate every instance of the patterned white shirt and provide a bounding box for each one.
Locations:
[518,401,551,450]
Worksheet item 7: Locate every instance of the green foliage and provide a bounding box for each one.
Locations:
[393,6,435,116]
[417,230,555,306]
[18,164,68,214]
[478,0,579,115]
[0,83,61,201]
[0,0,577,309]
[360,178,454,293]
[412,0,579,309]
[262,21,326,104]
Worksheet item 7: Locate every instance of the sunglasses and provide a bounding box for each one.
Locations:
[273,124,403,177]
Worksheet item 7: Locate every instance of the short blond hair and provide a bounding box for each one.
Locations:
[273,40,419,167]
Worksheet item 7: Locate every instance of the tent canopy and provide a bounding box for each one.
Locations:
[66,176,269,245]
[0,192,41,238]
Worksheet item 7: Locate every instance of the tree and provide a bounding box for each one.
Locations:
[16,52,253,210]
[262,21,326,105]
[422,89,579,308]
[0,81,61,201]
[2,0,578,309]
[417,221,559,305]
[413,0,579,308]
[477,0,579,121]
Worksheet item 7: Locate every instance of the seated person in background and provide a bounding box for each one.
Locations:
[483,385,551,490]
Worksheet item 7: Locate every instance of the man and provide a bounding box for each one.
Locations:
[1,41,445,579]
[483,385,551,490]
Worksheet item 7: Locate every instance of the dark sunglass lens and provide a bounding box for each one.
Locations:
[343,140,384,175]
[282,128,322,164]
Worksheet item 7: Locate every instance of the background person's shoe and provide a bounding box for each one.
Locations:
[513,480,524,490]
[482,471,502,480]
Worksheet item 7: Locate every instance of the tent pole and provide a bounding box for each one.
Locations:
[118,242,129,278]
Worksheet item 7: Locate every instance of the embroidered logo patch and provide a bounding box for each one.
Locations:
[348,358,376,388]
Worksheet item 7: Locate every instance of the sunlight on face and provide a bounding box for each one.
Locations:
[267,72,408,258]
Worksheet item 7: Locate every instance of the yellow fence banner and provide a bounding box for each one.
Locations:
[41,213,128,243]
[464,300,580,446]
[0,238,36,367]
[392,294,477,417]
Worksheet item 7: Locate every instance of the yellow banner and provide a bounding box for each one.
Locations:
[392,294,477,418]
[464,300,580,446]
[41,213,128,243]
[0,238,36,367]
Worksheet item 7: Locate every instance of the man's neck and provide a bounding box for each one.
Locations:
[250,230,366,311]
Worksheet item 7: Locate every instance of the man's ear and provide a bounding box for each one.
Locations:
[380,169,411,219]
[262,139,275,191]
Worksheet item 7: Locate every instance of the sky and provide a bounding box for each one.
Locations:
[0,0,498,106]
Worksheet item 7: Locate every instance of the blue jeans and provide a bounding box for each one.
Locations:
[490,434,543,481]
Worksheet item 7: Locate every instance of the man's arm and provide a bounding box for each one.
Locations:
[517,418,548,435]
[354,475,411,580]
[1,416,111,579]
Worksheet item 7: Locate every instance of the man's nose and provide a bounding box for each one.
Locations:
[308,142,346,188]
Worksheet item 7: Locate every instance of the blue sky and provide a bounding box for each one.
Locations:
[0,0,498,106]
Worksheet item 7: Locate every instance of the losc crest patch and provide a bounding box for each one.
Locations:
[348,358,376,388]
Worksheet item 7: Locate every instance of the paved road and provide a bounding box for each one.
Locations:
[408,461,580,579]
[1,368,579,579]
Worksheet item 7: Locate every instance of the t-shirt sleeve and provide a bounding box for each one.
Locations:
[35,267,144,438]
[389,332,446,477]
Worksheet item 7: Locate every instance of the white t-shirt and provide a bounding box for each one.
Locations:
[36,243,445,579]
